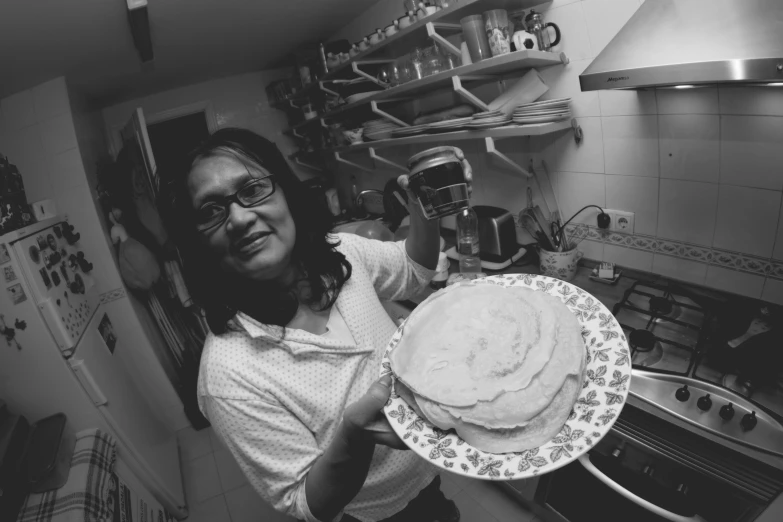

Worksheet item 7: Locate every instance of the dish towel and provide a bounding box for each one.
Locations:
[16,429,117,522]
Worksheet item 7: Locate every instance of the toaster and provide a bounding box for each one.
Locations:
[474,206,518,262]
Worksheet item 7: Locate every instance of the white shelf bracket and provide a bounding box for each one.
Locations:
[334,151,373,172]
[452,76,490,112]
[571,118,583,144]
[292,156,323,172]
[352,60,394,88]
[291,128,305,139]
[370,100,410,127]
[485,137,532,177]
[426,22,462,58]
[319,81,340,97]
[288,99,306,110]
[369,148,408,172]
[559,52,570,65]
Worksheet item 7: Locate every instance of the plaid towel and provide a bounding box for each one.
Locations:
[16,429,117,522]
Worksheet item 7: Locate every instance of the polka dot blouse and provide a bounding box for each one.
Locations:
[197,233,438,522]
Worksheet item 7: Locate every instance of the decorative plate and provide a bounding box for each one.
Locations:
[380,274,631,480]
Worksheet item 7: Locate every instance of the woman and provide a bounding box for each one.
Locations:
[163,128,471,522]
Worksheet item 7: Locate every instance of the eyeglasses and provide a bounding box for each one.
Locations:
[194,176,276,232]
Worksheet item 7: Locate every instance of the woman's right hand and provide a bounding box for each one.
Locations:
[342,375,408,450]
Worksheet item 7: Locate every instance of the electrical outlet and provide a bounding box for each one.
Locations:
[603,209,635,233]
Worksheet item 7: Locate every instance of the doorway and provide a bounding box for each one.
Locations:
[146,111,210,185]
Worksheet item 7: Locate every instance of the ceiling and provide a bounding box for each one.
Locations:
[0,0,376,107]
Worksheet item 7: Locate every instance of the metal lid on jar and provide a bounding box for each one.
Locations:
[407,146,462,173]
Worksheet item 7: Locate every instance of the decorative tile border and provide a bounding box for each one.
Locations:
[567,225,779,280]
[99,287,127,305]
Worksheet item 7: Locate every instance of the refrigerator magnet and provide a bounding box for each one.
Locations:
[3,265,17,283]
[7,283,26,304]
[0,245,9,265]
[98,313,117,353]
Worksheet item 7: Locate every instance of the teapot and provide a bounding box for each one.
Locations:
[524,10,561,51]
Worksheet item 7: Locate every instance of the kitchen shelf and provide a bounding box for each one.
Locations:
[330,119,572,154]
[278,0,555,105]
[323,50,566,121]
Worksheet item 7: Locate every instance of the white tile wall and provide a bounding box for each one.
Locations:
[37,113,78,155]
[598,89,657,117]
[705,266,765,299]
[579,238,604,261]
[713,185,781,258]
[605,175,658,235]
[47,148,87,193]
[659,115,720,183]
[547,117,604,173]
[32,77,71,121]
[773,208,783,261]
[603,244,653,272]
[657,87,719,114]
[1,90,37,131]
[652,254,707,285]
[583,0,643,56]
[554,171,605,226]
[544,1,594,62]
[656,179,719,246]
[538,59,601,118]
[719,86,783,117]
[602,115,658,177]
[720,115,783,190]
[762,278,783,305]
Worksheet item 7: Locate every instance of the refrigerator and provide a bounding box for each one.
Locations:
[0,216,187,519]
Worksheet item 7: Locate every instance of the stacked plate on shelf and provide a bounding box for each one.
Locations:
[512,98,572,124]
[363,119,401,141]
[391,123,431,138]
[425,116,475,133]
[467,110,513,129]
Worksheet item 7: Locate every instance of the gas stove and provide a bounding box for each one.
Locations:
[612,281,783,458]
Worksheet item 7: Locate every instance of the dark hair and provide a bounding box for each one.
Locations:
[161,128,351,334]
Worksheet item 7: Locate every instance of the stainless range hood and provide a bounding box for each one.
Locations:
[580,0,783,91]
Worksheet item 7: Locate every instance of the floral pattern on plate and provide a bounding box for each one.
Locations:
[381,274,631,480]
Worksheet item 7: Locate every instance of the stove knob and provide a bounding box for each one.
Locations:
[675,385,690,402]
[719,402,735,420]
[643,465,654,477]
[741,411,758,431]
[611,447,623,458]
[676,483,689,496]
[697,394,712,411]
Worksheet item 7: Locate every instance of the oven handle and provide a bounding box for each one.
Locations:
[577,455,706,522]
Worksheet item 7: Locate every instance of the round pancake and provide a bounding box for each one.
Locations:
[389,284,560,407]
[415,374,582,453]
[440,301,584,428]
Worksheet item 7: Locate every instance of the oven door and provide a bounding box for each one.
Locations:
[535,405,774,522]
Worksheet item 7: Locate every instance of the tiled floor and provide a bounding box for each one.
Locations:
[177,426,542,522]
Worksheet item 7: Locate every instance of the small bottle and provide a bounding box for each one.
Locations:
[456,206,481,273]
[430,252,450,289]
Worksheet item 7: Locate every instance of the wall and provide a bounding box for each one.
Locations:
[101,70,310,178]
[0,77,188,431]
[329,0,783,305]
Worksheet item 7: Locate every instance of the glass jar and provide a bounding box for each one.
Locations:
[422,46,444,77]
[408,48,426,81]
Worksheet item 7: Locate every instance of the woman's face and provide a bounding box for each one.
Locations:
[187,152,297,282]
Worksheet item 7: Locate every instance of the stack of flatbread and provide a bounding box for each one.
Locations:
[390,283,585,454]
